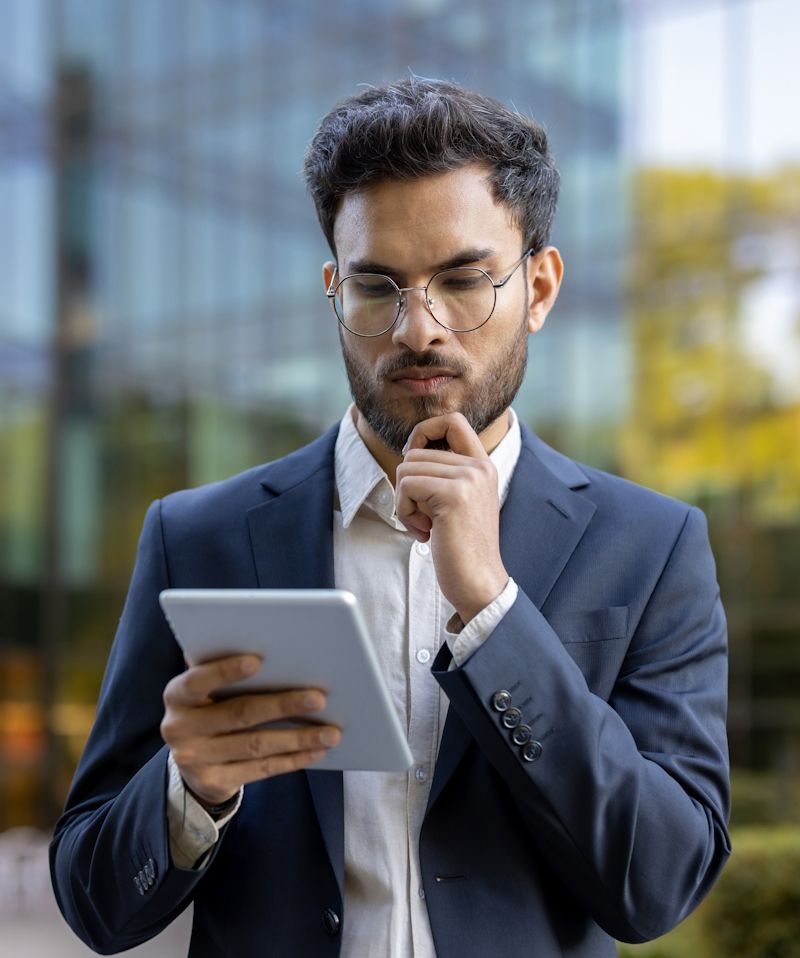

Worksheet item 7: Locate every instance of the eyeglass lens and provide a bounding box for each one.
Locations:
[333,268,497,336]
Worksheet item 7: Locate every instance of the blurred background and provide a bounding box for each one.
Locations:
[1,0,798,955]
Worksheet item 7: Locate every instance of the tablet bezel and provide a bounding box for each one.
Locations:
[158,588,413,772]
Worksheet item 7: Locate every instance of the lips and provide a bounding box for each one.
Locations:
[388,367,458,381]
[390,371,457,395]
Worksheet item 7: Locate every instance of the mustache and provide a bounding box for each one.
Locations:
[379,351,468,379]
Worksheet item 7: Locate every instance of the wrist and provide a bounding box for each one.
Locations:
[456,572,509,625]
[184,781,239,819]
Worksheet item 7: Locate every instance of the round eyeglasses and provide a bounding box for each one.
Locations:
[326,249,533,337]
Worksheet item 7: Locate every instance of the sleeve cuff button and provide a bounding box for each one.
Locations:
[512,724,532,745]
[521,740,543,762]
[501,707,522,729]
[492,690,512,712]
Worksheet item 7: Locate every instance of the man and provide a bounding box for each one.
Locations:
[51,78,731,957]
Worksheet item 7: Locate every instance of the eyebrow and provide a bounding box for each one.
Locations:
[345,247,497,278]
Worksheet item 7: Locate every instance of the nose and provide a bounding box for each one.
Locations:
[391,286,451,352]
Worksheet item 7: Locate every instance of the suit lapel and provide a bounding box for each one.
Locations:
[500,437,597,609]
[242,421,597,875]
[245,425,345,899]
[246,427,338,592]
[427,426,597,814]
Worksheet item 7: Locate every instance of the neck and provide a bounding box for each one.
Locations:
[352,406,512,487]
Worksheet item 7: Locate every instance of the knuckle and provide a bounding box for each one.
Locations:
[162,675,182,706]
[159,715,175,742]
[184,666,206,695]
[259,756,278,779]
[170,743,191,766]
[244,732,263,759]
[293,751,314,770]
[221,657,245,684]
[229,696,252,729]
[160,713,189,745]
[454,485,471,505]
[283,691,306,716]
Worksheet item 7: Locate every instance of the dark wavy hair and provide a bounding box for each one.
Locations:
[303,76,560,259]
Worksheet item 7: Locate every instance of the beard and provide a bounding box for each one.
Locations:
[339,308,529,454]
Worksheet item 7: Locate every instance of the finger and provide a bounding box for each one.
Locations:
[161,687,328,750]
[394,475,455,539]
[203,688,328,734]
[394,461,469,525]
[213,689,328,733]
[395,475,455,520]
[402,448,475,466]
[165,654,262,708]
[397,514,432,542]
[174,723,341,766]
[396,459,473,482]
[402,413,486,459]
[217,749,327,785]
[189,748,329,796]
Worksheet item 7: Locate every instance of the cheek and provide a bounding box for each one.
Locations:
[342,336,380,373]
[459,333,495,368]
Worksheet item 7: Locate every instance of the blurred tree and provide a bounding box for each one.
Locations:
[622,166,800,777]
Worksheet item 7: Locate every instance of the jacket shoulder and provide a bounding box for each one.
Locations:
[524,426,702,540]
[159,424,339,520]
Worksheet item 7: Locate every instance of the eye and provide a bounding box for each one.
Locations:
[351,276,396,297]
[436,270,485,290]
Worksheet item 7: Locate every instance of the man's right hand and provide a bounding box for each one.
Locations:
[160,653,341,807]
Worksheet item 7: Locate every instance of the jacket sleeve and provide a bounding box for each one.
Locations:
[49,500,218,954]
[432,505,731,944]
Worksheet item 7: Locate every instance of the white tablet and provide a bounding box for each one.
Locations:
[158,588,413,773]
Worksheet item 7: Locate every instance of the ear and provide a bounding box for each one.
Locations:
[526,247,563,334]
[322,261,337,293]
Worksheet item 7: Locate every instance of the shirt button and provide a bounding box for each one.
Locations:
[416,648,431,664]
[378,488,392,505]
[419,887,426,899]
[415,766,427,782]
[321,908,340,935]
[415,541,430,556]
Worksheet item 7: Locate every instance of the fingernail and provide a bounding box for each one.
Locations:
[308,749,326,762]
[241,656,261,675]
[320,728,340,747]
[303,692,323,710]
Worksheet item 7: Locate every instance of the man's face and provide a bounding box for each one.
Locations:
[324,163,551,454]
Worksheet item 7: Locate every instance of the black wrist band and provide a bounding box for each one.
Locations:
[186,785,238,818]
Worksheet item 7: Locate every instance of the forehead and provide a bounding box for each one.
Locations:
[332,163,520,272]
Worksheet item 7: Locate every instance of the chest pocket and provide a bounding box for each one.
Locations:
[544,606,630,700]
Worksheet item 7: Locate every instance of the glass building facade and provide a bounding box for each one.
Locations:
[1,0,798,847]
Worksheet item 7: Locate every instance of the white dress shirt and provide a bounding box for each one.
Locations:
[166,404,522,956]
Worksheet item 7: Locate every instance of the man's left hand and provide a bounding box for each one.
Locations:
[395,412,509,624]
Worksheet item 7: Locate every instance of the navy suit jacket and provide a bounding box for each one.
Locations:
[51,422,731,957]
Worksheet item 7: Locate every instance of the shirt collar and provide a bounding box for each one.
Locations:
[335,406,394,528]
[334,403,522,530]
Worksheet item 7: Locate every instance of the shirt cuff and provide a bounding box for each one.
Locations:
[444,577,519,669]
[166,751,243,870]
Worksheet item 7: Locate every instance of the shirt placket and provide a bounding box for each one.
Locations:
[406,535,441,954]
